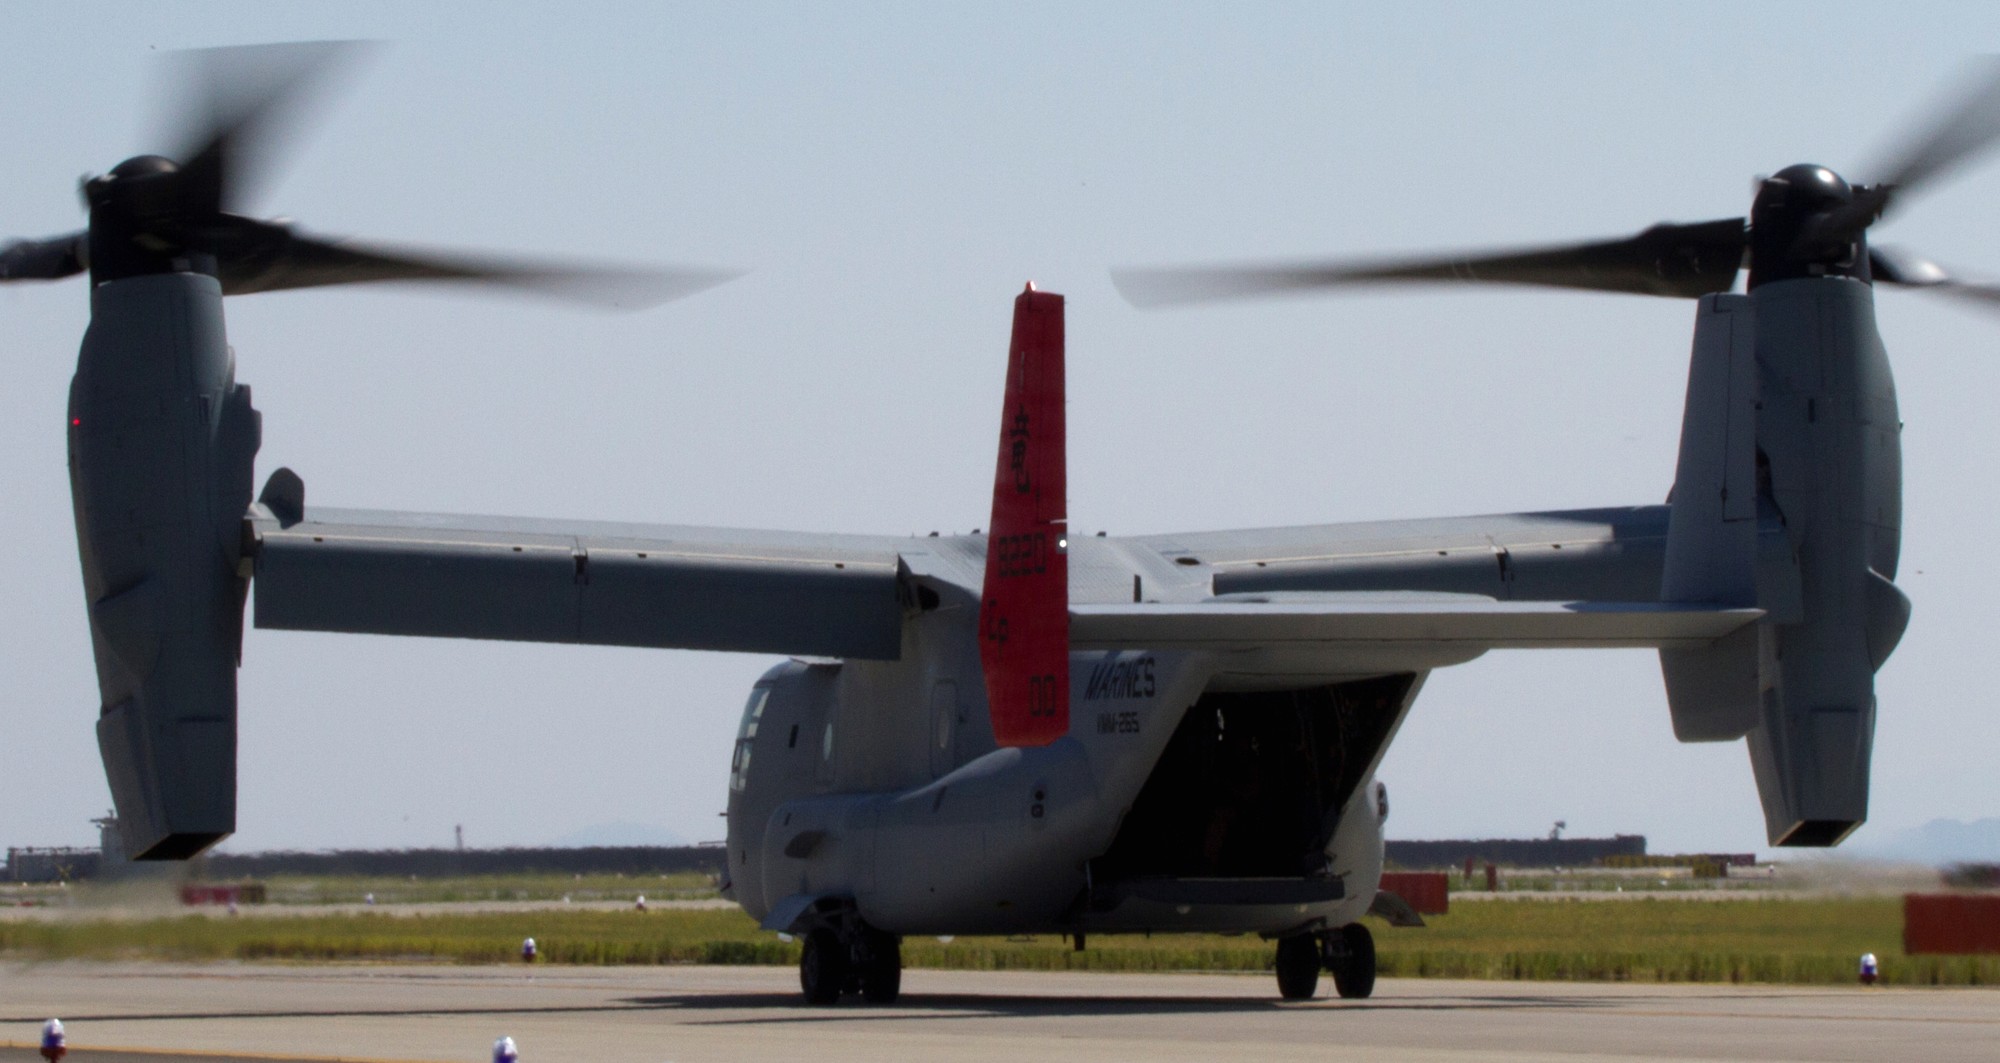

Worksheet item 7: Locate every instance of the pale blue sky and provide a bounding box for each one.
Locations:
[4,3,1998,856]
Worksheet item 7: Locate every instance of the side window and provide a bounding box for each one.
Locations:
[729,686,770,792]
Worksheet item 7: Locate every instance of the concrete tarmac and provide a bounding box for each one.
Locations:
[1,962,1994,1063]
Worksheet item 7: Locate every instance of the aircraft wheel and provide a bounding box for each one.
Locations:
[800,928,847,1005]
[858,926,903,1004]
[1274,934,1321,1000]
[1329,922,1376,1000]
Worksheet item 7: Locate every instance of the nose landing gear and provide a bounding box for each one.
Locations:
[1275,934,1321,999]
[799,928,848,1005]
[1327,922,1377,999]
[857,925,903,1003]
[1274,922,1376,1001]
[798,919,903,1005]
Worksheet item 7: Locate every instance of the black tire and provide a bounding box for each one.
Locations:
[1330,922,1376,1000]
[858,927,903,1004]
[800,928,847,1005]
[1275,934,1321,1000]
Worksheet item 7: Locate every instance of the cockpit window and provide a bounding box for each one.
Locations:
[730,686,770,792]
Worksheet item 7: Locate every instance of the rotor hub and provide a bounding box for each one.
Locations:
[83,155,220,286]
[1754,163,1854,215]
[1748,163,1871,290]
[6,41,735,306]
[84,155,185,218]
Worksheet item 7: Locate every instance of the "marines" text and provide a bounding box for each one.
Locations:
[1084,655,1155,700]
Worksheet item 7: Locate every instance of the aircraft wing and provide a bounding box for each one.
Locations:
[249,504,910,660]
[1098,505,1776,679]
[1126,504,1796,611]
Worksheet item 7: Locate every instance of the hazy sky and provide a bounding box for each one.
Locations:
[4,3,1999,857]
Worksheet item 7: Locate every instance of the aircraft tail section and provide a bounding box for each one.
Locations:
[978,285,1069,747]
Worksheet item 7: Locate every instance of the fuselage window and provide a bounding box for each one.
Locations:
[730,686,771,793]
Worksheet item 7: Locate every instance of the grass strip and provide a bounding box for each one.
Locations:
[4,897,1996,986]
[247,871,719,906]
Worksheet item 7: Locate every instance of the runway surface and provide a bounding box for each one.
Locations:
[1,963,1994,1063]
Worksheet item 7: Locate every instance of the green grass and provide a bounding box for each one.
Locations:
[1372,897,1992,985]
[1,871,718,909]
[247,871,718,906]
[0,909,774,965]
[4,897,1996,986]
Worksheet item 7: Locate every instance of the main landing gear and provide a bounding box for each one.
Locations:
[1275,922,1375,1001]
[799,922,903,1005]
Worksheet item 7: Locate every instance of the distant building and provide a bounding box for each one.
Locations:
[4,846,99,883]
[93,812,136,878]
[1386,835,1647,869]
[4,813,138,883]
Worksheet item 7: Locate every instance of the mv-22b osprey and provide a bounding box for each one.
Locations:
[8,45,1999,1004]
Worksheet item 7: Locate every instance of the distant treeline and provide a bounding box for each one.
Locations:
[1385,835,1647,870]
[197,845,726,879]
[195,838,1649,878]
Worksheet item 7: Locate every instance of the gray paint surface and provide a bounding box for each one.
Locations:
[58,272,1899,956]
[252,504,906,659]
[12,18,1953,972]
[8,11,1998,870]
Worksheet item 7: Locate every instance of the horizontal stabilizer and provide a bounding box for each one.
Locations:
[1072,593,1760,653]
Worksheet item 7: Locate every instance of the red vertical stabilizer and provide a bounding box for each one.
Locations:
[979,284,1068,747]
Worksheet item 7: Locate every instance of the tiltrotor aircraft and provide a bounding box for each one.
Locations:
[8,45,1999,1005]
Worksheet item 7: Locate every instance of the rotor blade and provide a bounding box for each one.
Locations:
[0,232,87,282]
[168,41,376,217]
[1820,57,2000,242]
[1112,218,1747,307]
[209,218,741,309]
[1870,245,2000,308]
[1867,56,2000,200]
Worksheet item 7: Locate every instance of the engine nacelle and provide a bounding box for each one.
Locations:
[1744,277,1907,847]
[68,273,258,859]
[1660,279,1909,847]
